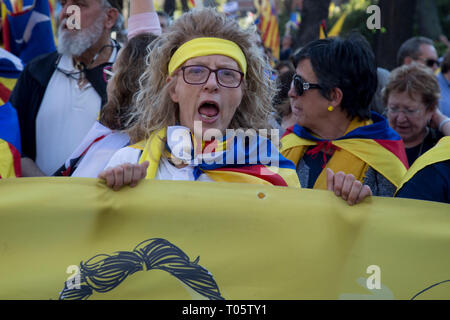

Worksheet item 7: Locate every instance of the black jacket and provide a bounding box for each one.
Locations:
[10,51,110,160]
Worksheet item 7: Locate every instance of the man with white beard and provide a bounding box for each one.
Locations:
[9,0,122,176]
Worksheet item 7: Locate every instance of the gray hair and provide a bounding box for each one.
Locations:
[100,0,123,32]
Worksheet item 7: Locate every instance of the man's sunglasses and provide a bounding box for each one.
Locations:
[291,74,322,96]
[418,58,440,68]
[425,59,440,68]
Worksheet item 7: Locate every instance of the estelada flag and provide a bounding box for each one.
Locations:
[0,47,23,104]
[281,112,409,189]
[2,0,56,64]
[131,126,300,187]
[0,48,22,178]
[254,0,280,60]
[319,19,327,39]
[0,101,21,178]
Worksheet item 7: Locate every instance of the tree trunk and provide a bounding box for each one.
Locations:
[416,0,442,40]
[374,0,417,70]
[294,0,331,49]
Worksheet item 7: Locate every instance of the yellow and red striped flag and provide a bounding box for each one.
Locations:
[329,12,347,37]
[254,0,279,61]
[319,19,328,39]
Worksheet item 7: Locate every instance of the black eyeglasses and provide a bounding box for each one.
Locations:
[180,65,244,88]
[291,74,322,96]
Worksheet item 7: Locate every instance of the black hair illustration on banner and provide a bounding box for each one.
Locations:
[411,280,450,300]
[59,238,224,300]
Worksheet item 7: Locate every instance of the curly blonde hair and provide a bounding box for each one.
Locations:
[123,8,276,143]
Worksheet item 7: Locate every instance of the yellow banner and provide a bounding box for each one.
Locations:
[0,178,449,299]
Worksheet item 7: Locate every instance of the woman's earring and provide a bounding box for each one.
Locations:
[328,106,334,112]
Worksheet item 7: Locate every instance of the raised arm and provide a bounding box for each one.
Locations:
[130,0,156,15]
[128,0,161,39]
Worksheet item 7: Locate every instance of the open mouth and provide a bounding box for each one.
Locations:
[198,101,220,122]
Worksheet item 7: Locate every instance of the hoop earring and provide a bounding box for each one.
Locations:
[328,106,334,112]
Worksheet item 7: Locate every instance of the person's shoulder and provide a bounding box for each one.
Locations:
[429,159,450,179]
[25,51,58,65]
[18,51,59,87]
[25,51,59,73]
[437,72,448,85]
[364,166,396,197]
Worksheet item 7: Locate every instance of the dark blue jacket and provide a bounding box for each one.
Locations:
[396,160,450,204]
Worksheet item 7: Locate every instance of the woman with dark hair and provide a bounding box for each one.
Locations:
[281,36,409,199]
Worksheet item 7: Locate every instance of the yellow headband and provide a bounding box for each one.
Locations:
[168,37,247,76]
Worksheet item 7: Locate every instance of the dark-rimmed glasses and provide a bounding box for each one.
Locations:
[386,106,422,117]
[291,73,322,96]
[181,65,244,88]
[103,65,115,82]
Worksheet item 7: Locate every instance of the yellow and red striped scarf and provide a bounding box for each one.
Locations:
[281,114,409,189]
[130,128,300,187]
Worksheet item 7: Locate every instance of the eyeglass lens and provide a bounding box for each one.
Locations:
[182,65,242,88]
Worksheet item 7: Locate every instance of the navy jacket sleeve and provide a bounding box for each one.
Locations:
[396,160,450,204]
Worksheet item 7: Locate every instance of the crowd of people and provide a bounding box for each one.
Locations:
[0,0,449,204]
